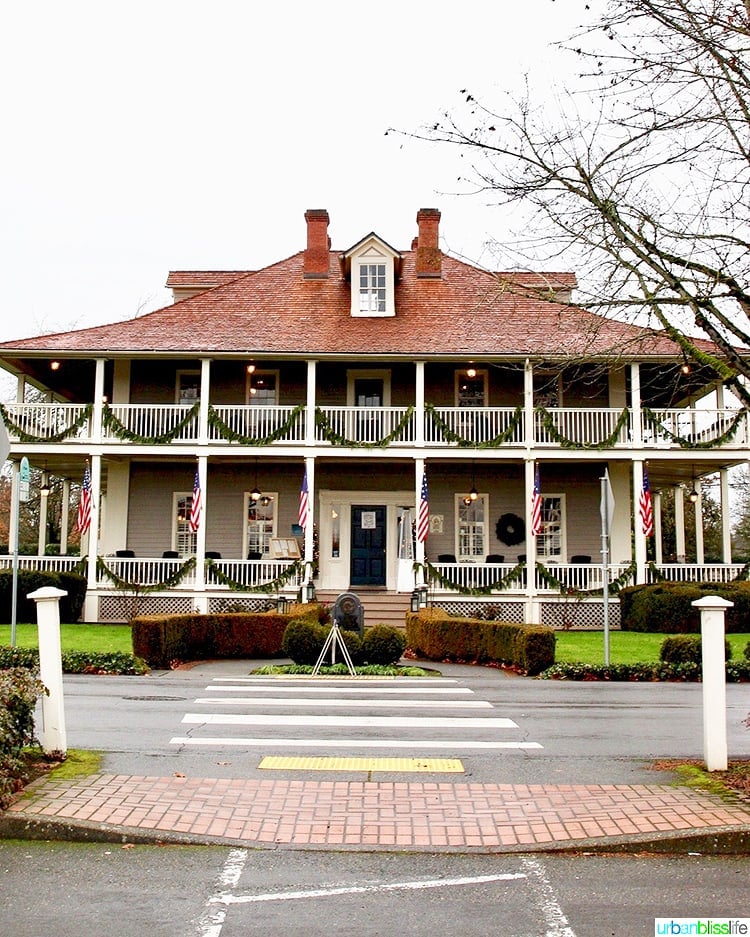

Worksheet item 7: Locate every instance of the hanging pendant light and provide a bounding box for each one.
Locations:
[250,458,261,502]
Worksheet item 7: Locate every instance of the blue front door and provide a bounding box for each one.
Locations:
[350,505,386,586]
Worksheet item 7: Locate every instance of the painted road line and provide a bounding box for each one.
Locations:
[257,756,465,772]
[212,873,527,905]
[193,696,492,709]
[206,685,474,695]
[182,713,518,728]
[170,736,543,749]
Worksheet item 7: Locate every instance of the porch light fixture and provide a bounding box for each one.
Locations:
[410,589,421,613]
[680,353,691,375]
[304,581,316,603]
[276,595,289,614]
[468,461,478,501]
[466,365,477,378]
[687,483,700,503]
[463,495,473,506]
[50,360,60,371]
[246,363,256,374]
[40,475,51,495]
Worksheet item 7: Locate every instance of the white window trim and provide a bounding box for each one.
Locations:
[454,493,489,560]
[172,491,197,555]
[176,370,200,404]
[349,241,396,318]
[455,369,488,407]
[245,369,280,405]
[244,490,278,558]
[346,369,392,407]
[536,492,566,561]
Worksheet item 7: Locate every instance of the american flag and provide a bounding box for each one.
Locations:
[640,467,654,537]
[531,465,542,537]
[298,470,309,529]
[417,471,429,543]
[189,469,201,533]
[75,463,92,535]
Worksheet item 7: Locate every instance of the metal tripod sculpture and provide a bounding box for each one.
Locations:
[311,617,357,676]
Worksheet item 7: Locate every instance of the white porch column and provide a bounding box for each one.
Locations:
[198,359,211,445]
[719,468,732,563]
[92,359,106,440]
[674,484,686,562]
[633,460,647,583]
[629,363,642,446]
[305,360,317,445]
[38,473,49,556]
[193,455,208,608]
[415,457,426,573]
[693,479,704,565]
[60,478,70,555]
[15,374,26,403]
[8,461,19,553]
[83,455,102,621]
[303,456,315,585]
[524,458,539,624]
[415,361,425,447]
[653,490,663,565]
[523,359,534,446]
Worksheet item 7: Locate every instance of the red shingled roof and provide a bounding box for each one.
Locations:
[0,249,694,359]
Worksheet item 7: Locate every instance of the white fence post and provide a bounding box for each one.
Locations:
[691,595,732,772]
[28,585,68,756]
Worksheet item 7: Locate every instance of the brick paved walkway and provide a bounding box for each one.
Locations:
[6,773,750,851]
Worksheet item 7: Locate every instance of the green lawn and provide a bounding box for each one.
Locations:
[0,623,134,655]
[1,623,747,667]
[554,630,750,665]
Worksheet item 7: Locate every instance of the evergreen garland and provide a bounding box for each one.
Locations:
[642,406,745,449]
[424,404,524,448]
[205,557,302,592]
[534,406,630,450]
[102,401,200,444]
[418,559,527,595]
[206,404,304,446]
[0,402,93,443]
[96,555,196,592]
[314,406,414,448]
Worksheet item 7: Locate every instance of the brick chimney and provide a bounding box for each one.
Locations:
[304,209,330,279]
[415,208,442,278]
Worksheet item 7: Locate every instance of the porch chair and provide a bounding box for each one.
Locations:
[205,551,222,559]
[437,553,457,563]
[485,554,504,563]
[570,555,591,563]
[162,550,179,558]
[247,551,262,560]
[115,549,135,558]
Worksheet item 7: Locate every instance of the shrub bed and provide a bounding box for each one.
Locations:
[539,660,750,681]
[282,620,405,667]
[619,582,750,633]
[0,645,148,675]
[0,667,46,808]
[131,608,314,668]
[659,634,732,664]
[406,609,555,676]
[0,568,87,624]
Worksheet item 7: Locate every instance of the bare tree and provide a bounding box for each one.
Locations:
[408,0,750,404]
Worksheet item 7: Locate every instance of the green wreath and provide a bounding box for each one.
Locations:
[495,513,525,546]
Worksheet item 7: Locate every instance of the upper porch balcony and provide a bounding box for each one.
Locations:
[1,401,747,452]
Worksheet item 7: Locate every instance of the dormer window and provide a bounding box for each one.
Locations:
[359,262,386,313]
[344,233,401,318]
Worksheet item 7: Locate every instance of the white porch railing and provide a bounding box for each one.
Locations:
[430,560,634,593]
[648,563,747,583]
[0,556,84,573]
[98,556,301,590]
[316,406,415,444]
[209,405,305,444]
[425,407,524,445]
[103,404,198,442]
[2,401,748,452]
[535,408,630,447]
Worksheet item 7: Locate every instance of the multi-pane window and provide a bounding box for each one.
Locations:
[174,493,197,555]
[457,495,487,559]
[246,492,276,557]
[457,371,487,407]
[247,371,277,405]
[536,495,564,559]
[359,263,386,313]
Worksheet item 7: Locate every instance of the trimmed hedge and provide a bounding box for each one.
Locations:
[0,568,87,624]
[281,620,405,667]
[0,667,46,808]
[406,609,555,676]
[659,634,732,664]
[0,645,148,675]
[131,609,314,668]
[619,582,750,633]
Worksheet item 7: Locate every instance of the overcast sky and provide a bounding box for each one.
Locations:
[1,1,583,343]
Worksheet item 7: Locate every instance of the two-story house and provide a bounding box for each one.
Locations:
[0,208,746,627]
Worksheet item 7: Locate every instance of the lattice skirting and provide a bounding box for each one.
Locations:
[434,598,621,630]
[208,596,277,614]
[97,593,195,622]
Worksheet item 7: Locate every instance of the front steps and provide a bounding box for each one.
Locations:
[315,589,411,630]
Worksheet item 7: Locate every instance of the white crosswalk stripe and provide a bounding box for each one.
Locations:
[170,676,543,752]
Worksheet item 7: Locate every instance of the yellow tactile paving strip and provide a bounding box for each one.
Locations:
[258,756,464,772]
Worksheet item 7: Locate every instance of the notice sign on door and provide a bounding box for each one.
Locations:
[361,511,376,530]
